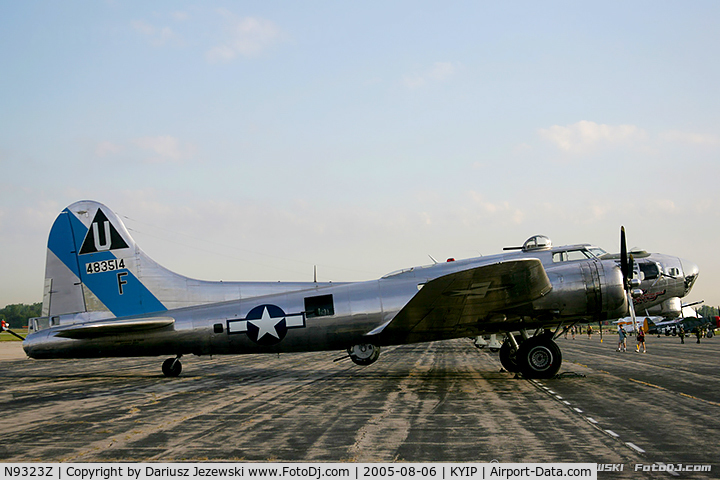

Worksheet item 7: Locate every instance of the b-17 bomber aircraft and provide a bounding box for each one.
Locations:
[23,201,699,379]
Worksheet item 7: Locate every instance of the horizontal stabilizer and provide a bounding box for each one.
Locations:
[380,259,551,343]
[53,317,175,339]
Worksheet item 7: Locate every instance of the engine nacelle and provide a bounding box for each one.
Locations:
[532,260,627,321]
[645,297,682,319]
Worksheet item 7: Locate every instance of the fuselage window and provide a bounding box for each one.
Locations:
[552,250,592,263]
[305,294,334,318]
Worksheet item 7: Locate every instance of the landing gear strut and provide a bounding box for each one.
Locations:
[499,335,522,373]
[500,333,562,379]
[162,355,182,377]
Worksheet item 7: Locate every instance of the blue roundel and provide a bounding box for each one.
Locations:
[244,304,289,346]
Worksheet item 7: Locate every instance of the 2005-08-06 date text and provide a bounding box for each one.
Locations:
[363,467,438,477]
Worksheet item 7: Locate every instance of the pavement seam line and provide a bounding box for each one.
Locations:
[628,377,720,407]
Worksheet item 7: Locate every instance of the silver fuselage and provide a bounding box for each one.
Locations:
[23,244,698,359]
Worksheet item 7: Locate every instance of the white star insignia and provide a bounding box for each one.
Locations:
[248,306,284,340]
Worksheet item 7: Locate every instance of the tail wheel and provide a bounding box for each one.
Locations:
[517,336,562,379]
[162,357,182,377]
[348,344,380,366]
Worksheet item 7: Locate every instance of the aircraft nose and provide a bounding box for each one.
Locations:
[680,258,699,295]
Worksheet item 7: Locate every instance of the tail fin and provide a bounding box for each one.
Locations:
[43,201,168,318]
[41,200,315,323]
[643,317,655,333]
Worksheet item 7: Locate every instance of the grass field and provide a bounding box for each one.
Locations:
[0,328,27,341]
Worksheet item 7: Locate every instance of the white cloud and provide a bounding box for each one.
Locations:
[428,62,456,81]
[133,136,194,163]
[467,192,525,224]
[95,141,123,157]
[647,199,677,215]
[538,120,646,153]
[205,45,236,63]
[131,20,180,47]
[131,19,155,36]
[402,62,458,89]
[0,200,60,241]
[660,130,719,146]
[206,10,284,62]
[172,11,189,22]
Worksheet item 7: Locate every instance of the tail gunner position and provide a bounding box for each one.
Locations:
[24,201,699,378]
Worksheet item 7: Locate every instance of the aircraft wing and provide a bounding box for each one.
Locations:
[379,259,552,344]
[653,318,681,327]
[53,317,175,339]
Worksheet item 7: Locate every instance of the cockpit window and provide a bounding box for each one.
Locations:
[638,262,660,281]
[553,249,593,263]
[586,247,607,258]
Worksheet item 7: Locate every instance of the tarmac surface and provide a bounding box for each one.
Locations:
[0,332,718,478]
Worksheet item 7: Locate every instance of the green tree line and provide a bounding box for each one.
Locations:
[1,303,41,328]
[697,305,719,318]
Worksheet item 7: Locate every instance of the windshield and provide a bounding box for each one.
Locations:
[553,247,608,263]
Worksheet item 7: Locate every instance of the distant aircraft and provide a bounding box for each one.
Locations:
[23,201,699,379]
[614,300,705,334]
[646,315,718,337]
[614,316,667,335]
[1,320,24,340]
[614,317,653,334]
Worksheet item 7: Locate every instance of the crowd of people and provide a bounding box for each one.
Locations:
[559,319,715,354]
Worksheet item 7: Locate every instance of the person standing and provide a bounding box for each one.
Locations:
[617,325,627,352]
[679,324,685,344]
[636,328,646,353]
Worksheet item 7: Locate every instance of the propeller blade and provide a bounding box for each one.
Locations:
[1,328,24,341]
[620,226,628,283]
[627,290,638,333]
[620,226,638,326]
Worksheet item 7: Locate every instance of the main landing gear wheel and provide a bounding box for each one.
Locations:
[348,344,380,366]
[517,336,562,379]
[499,336,522,373]
[162,357,182,377]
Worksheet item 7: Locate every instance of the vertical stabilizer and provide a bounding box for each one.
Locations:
[41,200,323,324]
[43,201,167,318]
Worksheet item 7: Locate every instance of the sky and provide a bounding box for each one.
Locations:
[1,1,719,310]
